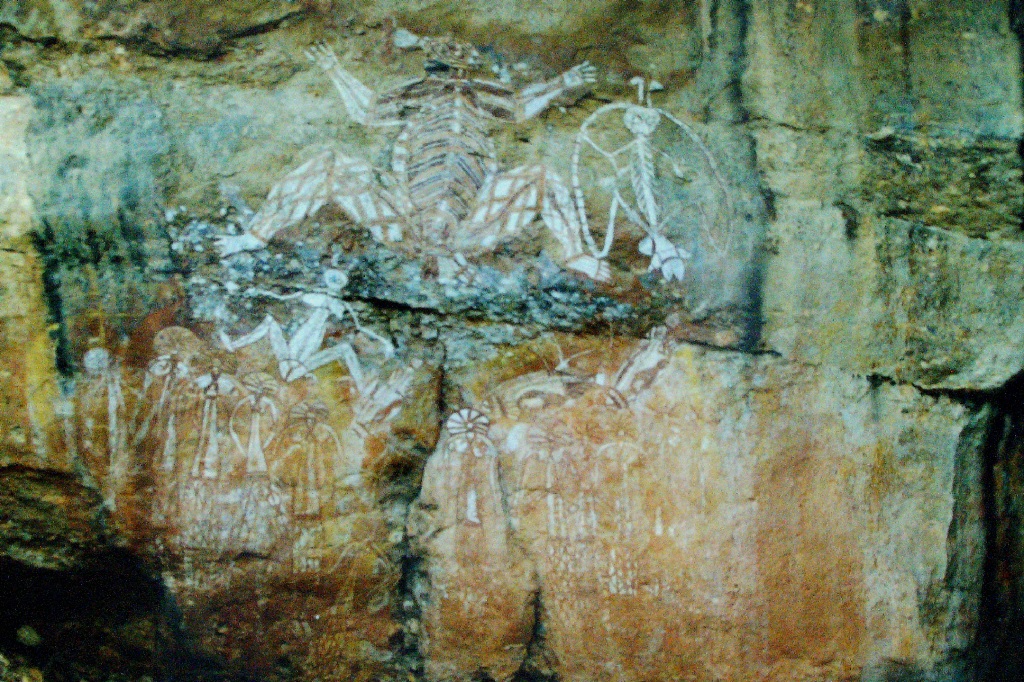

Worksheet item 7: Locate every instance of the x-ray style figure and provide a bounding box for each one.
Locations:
[190,360,239,480]
[218,269,392,385]
[282,400,342,518]
[572,77,733,281]
[133,327,204,456]
[216,31,610,282]
[229,372,281,476]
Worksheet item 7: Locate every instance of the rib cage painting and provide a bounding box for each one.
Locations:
[44,17,774,682]
[217,33,610,283]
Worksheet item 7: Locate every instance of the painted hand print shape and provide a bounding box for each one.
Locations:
[216,32,609,282]
[572,77,734,282]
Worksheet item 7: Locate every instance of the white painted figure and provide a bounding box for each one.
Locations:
[216,33,609,282]
[189,361,239,480]
[444,408,497,526]
[282,400,342,518]
[218,269,392,385]
[229,372,281,475]
[81,347,129,510]
[572,77,734,281]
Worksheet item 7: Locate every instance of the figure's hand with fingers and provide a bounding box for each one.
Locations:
[563,61,597,88]
[304,42,341,71]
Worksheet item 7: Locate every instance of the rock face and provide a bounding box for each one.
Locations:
[412,335,989,681]
[0,0,1023,680]
[73,326,441,679]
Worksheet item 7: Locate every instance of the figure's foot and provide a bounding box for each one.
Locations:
[639,235,690,282]
[566,254,611,282]
[438,253,482,286]
[215,232,266,258]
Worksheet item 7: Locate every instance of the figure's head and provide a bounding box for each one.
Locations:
[445,407,491,438]
[623,105,661,136]
[394,28,483,75]
[323,268,349,292]
[83,347,111,376]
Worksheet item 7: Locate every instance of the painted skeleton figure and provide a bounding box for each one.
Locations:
[572,77,733,282]
[217,32,609,282]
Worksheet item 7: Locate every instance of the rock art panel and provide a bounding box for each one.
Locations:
[217,31,608,283]
[65,226,441,678]
[421,333,988,681]
[194,27,762,345]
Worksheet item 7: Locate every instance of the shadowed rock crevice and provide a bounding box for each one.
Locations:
[0,553,165,682]
[976,371,1024,682]
[510,589,558,682]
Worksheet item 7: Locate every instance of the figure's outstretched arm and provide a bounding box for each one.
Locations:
[305,43,376,125]
[219,315,275,352]
[245,287,303,302]
[516,62,597,121]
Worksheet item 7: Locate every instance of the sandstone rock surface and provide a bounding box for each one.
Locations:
[0,1,1022,680]
[417,335,989,681]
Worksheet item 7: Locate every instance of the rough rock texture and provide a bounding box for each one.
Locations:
[1,0,1023,680]
[747,0,1024,390]
[415,335,989,681]
[765,210,1024,390]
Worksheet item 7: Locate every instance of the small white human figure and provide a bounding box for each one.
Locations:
[190,361,239,480]
[229,372,281,475]
[218,269,393,385]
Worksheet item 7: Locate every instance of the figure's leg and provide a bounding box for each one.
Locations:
[351,364,415,429]
[259,319,314,383]
[334,300,395,358]
[538,168,611,281]
[467,166,610,282]
[216,151,405,256]
[219,315,274,352]
[466,168,541,248]
[303,341,364,392]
